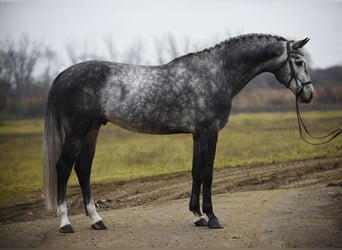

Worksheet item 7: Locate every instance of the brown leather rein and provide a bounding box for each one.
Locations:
[282,40,342,145]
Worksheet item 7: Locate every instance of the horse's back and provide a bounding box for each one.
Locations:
[49,59,230,134]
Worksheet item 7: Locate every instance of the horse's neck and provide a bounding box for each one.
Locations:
[215,38,286,96]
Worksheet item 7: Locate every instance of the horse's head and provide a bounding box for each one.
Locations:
[275,38,314,103]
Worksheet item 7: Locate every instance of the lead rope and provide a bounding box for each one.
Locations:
[295,94,342,145]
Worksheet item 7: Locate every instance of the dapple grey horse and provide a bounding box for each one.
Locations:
[43,33,313,233]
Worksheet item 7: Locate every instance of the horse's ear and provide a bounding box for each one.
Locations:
[293,37,310,49]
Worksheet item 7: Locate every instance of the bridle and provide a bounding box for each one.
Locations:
[277,40,341,145]
[277,40,312,92]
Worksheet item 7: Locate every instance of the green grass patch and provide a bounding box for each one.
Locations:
[0,111,341,205]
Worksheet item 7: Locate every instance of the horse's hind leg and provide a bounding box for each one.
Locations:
[74,125,107,230]
[56,135,83,233]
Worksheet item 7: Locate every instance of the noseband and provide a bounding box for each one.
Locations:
[278,41,341,145]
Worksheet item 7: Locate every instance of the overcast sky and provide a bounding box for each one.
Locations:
[1,0,341,68]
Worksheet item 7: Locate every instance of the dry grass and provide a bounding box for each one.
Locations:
[0,111,341,205]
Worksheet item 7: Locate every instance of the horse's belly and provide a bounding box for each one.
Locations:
[104,105,196,134]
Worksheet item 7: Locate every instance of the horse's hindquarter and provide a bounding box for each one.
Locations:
[101,62,230,134]
[50,61,112,130]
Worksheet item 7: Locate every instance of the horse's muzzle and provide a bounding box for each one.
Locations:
[297,84,314,103]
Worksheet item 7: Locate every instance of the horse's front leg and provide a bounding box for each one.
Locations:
[199,128,223,229]
[189,134,208,227]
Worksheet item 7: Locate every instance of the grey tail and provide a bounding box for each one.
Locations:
[43,92,63,211]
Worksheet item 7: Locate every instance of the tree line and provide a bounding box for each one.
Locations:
[0,34,341,118]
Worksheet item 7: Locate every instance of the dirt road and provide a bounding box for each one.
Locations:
[0,157,341,247]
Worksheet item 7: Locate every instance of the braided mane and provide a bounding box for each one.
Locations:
[213,33,286,49]
[170,33,287,63]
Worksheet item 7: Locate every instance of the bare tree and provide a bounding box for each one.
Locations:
[154,36,167,64]
[0,35,41,99]
[0,77,10,110]
[154,33,195,64]
[103,34,118,61]
[65,41,91,64]
[65,40,103,65]
[39,47,58,86]
[0,46,12,106]
[122,38,145,65]
[166,33,179,59]
[182,35,191,54]
[65,42,79,65]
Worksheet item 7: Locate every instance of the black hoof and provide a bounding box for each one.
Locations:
[59,224,74,233]
[194,218,208,227]
[91,220,107,230]
[208,218,224,229]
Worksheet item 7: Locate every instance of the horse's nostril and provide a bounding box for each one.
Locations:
[309,91,313,100]
[305,91,313,103]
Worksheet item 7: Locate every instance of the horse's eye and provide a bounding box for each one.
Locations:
[295,61,304,67]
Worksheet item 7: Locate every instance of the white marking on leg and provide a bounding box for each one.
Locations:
[193,213,205,223]
[86,199,102,225]
[57,202,71,228]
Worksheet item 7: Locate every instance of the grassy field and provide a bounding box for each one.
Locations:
[0,111,341,205]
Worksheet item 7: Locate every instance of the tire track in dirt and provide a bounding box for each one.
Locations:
[93,157,342,210]
[0,157,341,224]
